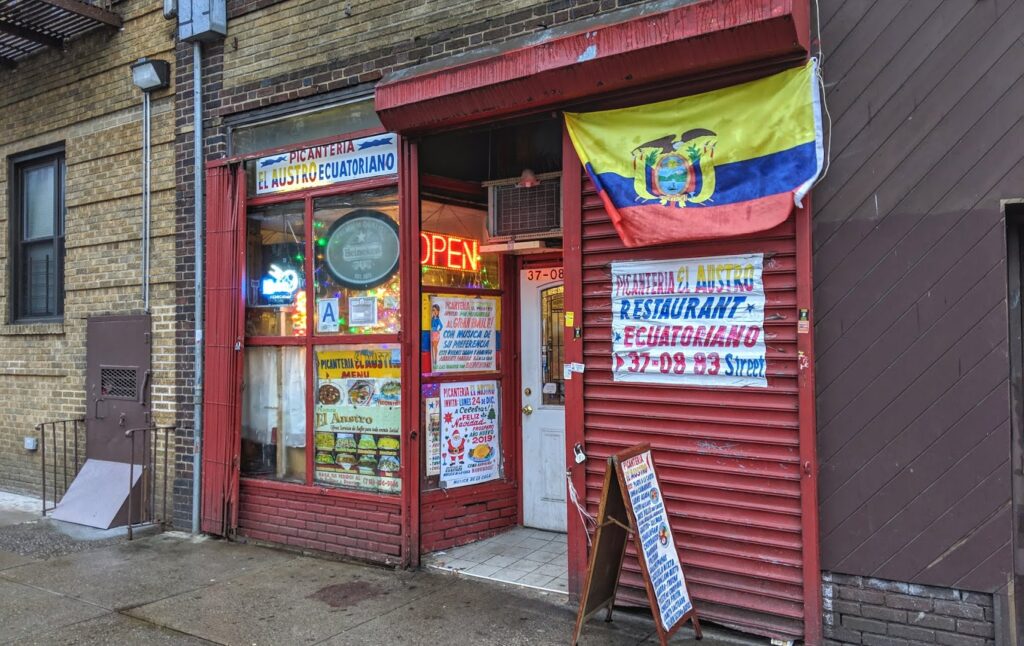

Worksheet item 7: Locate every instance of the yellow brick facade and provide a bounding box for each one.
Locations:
[0,0,176,496]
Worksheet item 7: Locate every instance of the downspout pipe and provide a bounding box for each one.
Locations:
[141,90,151,312]
[191,40,204,534]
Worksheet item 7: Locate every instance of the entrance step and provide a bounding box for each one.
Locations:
[424,526,568,593]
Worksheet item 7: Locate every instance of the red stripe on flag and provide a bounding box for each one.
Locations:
[599,191,795,247]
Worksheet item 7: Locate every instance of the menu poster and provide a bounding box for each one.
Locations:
[439,380,500,489]
[620,450,693,632]
[314,346,402,493]
[429,296,497,373]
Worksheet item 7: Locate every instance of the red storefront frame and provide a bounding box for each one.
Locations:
[201,0,823,641]
[372,0,821,642]
[202,130,422,566]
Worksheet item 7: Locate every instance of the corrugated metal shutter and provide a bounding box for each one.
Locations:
[579,176,805,641]
[201,164,246,536]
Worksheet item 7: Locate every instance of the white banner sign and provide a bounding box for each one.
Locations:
[611,254,767,387]
[255,133,398,195]
[440,380,500,489]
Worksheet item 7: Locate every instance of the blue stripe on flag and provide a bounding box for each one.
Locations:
[594,141,818,208]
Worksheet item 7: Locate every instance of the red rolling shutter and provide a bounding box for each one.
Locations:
[201,164,246,536]
[578,172,810,641]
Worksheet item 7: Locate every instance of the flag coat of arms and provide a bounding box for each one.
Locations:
[564,59,824,247]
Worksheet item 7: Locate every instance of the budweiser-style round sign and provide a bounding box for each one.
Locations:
[324,210,400,290]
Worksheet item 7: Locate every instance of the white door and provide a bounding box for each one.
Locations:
[520,267,567,532]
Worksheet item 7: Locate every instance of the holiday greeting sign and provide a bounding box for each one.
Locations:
[439,380,500,489]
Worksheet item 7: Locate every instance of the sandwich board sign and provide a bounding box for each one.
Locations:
[572,443,701,645]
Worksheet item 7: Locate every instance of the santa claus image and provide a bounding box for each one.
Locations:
[447,429,466,466]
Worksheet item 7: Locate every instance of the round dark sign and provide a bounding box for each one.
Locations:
[323,209,400,290]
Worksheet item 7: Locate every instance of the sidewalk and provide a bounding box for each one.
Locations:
[0,527,730,646]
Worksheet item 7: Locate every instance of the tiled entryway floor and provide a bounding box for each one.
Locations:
[424,526,568,594]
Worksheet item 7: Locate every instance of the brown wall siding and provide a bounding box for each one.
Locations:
[814,0,1023,592]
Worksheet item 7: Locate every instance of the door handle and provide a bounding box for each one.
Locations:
[522,404,534,416]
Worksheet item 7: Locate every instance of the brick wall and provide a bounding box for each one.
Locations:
[236,479,403,564]
[0,0,177,497]
[173,0,674,532]
[420,483,517,553]
[823,572,997,646]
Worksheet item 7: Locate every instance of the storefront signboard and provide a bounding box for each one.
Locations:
[314,346,402,493]
[428,296,497,373]
[620,449,693,631]
[610,254,767,388]
[255,133,398,195]
[439,380,500,488]
[324,210,400,290]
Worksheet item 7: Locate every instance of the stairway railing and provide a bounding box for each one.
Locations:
[37,418,86,515]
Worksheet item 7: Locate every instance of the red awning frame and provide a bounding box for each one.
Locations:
[375,0,810,134]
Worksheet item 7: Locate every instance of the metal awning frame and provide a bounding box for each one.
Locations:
[0,0,121,68]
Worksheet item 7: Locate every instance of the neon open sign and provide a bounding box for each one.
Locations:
[420,232,481,272]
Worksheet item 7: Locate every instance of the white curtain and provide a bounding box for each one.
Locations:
[242,347,307,447]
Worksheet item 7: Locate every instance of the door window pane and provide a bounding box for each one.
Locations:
[24,165,55,239]
[241,346,307,483]
[314,344,401,494]
[540,285,565,406]
[245,201,307,337]
[313,189,400,335]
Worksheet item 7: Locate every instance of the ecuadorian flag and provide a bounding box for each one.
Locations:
[565,59,823,247]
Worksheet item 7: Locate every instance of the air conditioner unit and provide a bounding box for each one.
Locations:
[482,172,562,247]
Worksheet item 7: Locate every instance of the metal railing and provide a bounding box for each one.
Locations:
[38,418,86,515]
[125,426,174,540]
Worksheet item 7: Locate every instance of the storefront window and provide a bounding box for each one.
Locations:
[420,201,499,289]
[233,98,382,157]
[245,202,307,337]
[313,344,402,494]
[313,189,401,335]
[241,346,307,482]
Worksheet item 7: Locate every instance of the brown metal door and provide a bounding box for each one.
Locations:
[85,314,152,463]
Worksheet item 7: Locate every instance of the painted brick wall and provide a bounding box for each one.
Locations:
[822,572,996,646]
[173,0,675,529]
[420,484,517,553]
[237,480,403,564]
[0,0,177,498]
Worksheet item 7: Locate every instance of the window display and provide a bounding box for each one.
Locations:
[313,190,401,335]
[314,344,402,493]
[241,346,307,482]
[420,201,499,289]
[245,202,306,337]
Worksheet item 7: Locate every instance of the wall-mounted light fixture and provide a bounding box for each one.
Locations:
[130,58,170,92]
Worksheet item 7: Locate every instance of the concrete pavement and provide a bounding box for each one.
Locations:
[0,495,748,645]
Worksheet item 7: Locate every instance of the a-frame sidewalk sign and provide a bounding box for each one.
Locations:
[572,443,701,645]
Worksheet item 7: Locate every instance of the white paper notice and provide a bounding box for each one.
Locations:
[348,296,378,327]
[317,298,340,333]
